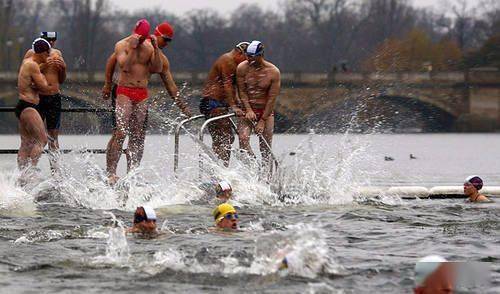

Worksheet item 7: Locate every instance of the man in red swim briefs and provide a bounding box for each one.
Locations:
[102,19,162,184]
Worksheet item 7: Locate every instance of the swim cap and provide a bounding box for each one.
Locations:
[154,22,174,39]
[465,175,483,190]
[216,180,232,195]
[246,40,264,57]
[32,38,51,54]
[134,19,151,37]
[143,206,157,221]
[235,41,250,53]
[40,32,57,41]
[414,255,447,287]
[213,203,236,224]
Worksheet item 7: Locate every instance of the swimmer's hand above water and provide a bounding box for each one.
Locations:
[255,119,265,134]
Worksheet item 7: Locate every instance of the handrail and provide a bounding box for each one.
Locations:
[0,107,114,155]
[197,112,279,176]
[173,114,205,173]
[0,107,112,113]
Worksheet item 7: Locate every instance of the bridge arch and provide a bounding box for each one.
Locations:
[375,95,457,131]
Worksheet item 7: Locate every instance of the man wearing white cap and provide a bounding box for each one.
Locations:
[215,180,233,202]
[236,40,281,173]
[127,206,157,234]
[414,255,454,293]
[16,38,53,175]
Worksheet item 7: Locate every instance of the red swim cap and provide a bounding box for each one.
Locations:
[134,19,150,37]
[154,22,174,39]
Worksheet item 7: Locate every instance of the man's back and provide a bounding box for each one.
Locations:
[18,59,39,104]
[202,52,237,100]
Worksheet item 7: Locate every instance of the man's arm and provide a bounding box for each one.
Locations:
[149,36,163,73]
[260,68,281,121]
[159,56,192,117]
[23,49,34,60]
[236,63,252,112]
[102,52,117,99]
[29,62,51,92]
[53,51,67,83]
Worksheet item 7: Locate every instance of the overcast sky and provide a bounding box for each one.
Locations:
[111,0,483,15]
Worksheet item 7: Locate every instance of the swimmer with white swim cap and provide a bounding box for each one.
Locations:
[463,175,490,203]
[127,206,157,234]
[236,41,281,175]
[414,255,454,293]
[215,180,233,202]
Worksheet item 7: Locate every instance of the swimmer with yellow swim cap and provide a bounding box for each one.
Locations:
[212,203,239,230]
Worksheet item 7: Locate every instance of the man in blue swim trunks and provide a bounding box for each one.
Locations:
[199,42,249,167]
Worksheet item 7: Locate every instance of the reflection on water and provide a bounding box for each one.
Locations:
[0,134,499,292]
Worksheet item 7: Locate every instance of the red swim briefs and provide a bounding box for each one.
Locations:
[116,86,148,103]
[252,108,274,121]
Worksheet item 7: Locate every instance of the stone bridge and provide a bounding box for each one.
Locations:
[0,69,499,132]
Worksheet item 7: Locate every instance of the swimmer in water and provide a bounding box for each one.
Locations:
[102,19,162,185]
[212,203,239,230]
[463,175,490,203]
[24,32,66,174]
[16,38,53,175]
[236,41,281,174]
[215,180,233,202]
[414,255,454,294]
[127,206,157,234]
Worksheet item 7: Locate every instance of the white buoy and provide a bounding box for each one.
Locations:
[387,186,429,198]
[429,186,463,196]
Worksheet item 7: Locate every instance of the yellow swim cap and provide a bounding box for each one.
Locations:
[212,203,236,224]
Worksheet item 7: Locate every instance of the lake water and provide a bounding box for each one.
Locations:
[0,133,499,293]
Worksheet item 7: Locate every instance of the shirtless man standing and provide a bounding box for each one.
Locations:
[103,22,191,171]
[102,19,162,184]
[236,41,281,172]
[199,42,249,166]
[24,32,66,173]
[16,38,53,173]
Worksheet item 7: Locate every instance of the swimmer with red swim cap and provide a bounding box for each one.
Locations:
[102,19,163,185]
[463,175,490,202]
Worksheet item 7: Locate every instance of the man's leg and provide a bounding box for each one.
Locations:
[208,109,234,167]
[45,95,62,174]
[127,107,148,172]
[126,101,148,171]
[18,108,48,169]
[237,117,255,158]
[106,95,132,182]
[259,115,275,175]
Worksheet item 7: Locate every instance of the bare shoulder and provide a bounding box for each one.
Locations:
[24,49,34,59]
[266,61,280,75]
[51,48,63,56]
[237,61,250,73]
[115,38,129,51]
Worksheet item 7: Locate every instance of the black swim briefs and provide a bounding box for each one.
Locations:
[15,100,41,119]
[38,93,62,130]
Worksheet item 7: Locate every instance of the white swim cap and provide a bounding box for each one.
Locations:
[414,255,447,286]
[143,206,157,221]
[246,40,264,57]
[218,181,232,192]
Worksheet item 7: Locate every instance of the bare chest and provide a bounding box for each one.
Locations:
[117,47,151,67]
[245,68,272,92]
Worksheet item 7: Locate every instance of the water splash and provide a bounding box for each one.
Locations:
[91,212,130,265]
[0,170,36,215]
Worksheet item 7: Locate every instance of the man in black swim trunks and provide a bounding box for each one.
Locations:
[24,32,66,173]
[16,38,53,174]
[199,42,249,167]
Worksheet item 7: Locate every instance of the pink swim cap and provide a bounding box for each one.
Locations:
[134,19,150,37]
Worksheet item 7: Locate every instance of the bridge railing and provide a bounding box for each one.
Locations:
[0,107,113,154]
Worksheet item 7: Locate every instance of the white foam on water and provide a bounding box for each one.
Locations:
[91,212,130,266]
[0,170,36,215]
